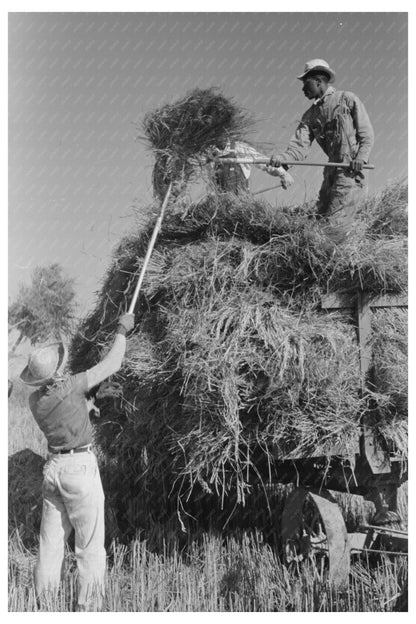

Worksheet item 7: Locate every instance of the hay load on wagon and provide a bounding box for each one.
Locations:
[70,89,407,527]
[70,188,407,521]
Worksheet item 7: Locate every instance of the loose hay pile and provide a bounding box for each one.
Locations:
[70,181,407,526]
[142,87,254,199]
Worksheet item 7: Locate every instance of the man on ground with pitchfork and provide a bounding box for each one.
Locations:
[20,312,135,611]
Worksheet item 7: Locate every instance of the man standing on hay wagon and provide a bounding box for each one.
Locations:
[270,59,374,243]
[20,312,135,611]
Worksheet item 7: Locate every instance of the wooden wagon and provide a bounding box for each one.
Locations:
[274,290,408,587]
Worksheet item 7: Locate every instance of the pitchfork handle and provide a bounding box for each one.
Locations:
[127,182,173,314]
[217,157,375,169]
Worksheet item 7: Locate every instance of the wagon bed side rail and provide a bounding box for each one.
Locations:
[321,289,408,476]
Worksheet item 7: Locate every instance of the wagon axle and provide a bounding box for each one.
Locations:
[281,486,407,588]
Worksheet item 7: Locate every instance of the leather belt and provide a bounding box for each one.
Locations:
[49,444,92,455]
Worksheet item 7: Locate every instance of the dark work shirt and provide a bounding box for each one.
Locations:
[29,372,93,452]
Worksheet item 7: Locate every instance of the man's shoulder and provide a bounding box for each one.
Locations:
[330,89,360,104]
[52,372,88,397]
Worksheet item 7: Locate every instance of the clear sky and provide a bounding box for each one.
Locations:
[8,11,408,315]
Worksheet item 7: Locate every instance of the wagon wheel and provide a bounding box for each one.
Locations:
[281,487,350,587]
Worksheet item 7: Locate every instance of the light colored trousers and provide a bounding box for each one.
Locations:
[35,450,106,611]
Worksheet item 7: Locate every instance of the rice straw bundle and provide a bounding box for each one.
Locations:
[142,87,254,199]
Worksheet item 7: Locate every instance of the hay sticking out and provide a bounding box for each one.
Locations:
[368,307,408,457]
[363,179,408,237]
[132,192,407,302]
[125,332,162,379]
[158,295,363,500]
[142,87,254,199]
[371,308,407,403]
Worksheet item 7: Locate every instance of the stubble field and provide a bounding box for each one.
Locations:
[8,380,408,612]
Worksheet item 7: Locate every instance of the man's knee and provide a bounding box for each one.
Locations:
[318,171,367,216]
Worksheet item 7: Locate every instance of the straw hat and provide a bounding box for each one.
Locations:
[297,59,336,83]
[20,342,68,386]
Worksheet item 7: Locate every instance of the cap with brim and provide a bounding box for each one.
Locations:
[297,59,336,83]
[20,342,68,386]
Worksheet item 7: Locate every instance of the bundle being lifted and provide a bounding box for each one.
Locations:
[142,87,254,199]
[70,182,407,522]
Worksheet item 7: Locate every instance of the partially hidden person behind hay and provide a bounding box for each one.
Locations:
[208,138,294,195]
[270,59,374,243]
[20,312,135,611]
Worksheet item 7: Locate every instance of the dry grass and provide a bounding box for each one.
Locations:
[368,307,408,457]
[362,180,408,237]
